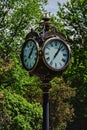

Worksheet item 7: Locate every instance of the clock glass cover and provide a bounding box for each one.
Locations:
[43,37,70,71]
[21,39,39,71]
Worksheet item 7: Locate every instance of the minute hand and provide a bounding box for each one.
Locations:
[28,45,34,58]
[53,44,63,59]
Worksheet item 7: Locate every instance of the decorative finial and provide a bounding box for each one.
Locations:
[42,13,50,21]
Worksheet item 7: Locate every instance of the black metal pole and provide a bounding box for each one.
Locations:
[43,88,49,130]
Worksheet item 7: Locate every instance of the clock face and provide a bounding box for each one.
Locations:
[43,37,70,71]
[21,39,39,71]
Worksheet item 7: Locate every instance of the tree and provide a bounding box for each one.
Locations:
[50,77,75,130]
[0,0,47,68]
[56,0,87,129]
[0,0,47,95]
[0,90,42,130]
[0,0,47,129]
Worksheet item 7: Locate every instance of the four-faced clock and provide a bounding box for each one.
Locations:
[21,38,39,72]
[43,37,71,71]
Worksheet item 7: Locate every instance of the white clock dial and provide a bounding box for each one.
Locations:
[43,37,70,71]
[21,39,39,71]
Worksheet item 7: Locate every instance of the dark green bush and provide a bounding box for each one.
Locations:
[0,90,42,130]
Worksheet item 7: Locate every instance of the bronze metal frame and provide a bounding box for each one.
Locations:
[21,38,40,72]
[42,37,71,72]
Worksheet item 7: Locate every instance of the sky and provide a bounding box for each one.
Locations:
[45,0,68,14]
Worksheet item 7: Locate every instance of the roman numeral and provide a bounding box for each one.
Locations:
[45,52,49,55]
[51,43,53,47]
[26,63,29,67]
[46,47,50,50]
[55,41,57,46]
[59,44,63,50]
[27,44,30,48]
[63,54,67,57]
[59,62,62,66]
[29,63,32,68]
[50,61,53,65]
[24,55,27,57]
[55,63,57,67]
[61,48,65,51]
[62,58,66,62]
[46,57,50,61]
[24,59,27,62]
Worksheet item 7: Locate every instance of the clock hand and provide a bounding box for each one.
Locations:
[50,44,63,64]
[53,48,60,59]
[28,45,34,58]
[53,44,63,60]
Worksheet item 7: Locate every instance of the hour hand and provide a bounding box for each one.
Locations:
[28,45,34,58]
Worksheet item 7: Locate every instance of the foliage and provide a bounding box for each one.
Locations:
[47,0,87,129]
[0,0,47,97]
[56,0,87,129]
[0,0,46,129]
[0,0,46,60]
[0,90,42,130]
[0,54,41,99]
[50,77,75,130]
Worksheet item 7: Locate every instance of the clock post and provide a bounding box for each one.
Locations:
[40,82,51,130]
[21,14,71,130]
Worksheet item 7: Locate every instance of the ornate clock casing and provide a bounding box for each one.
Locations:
[21,38,39,72]
[43,37,71,71]
[21,15,71,82]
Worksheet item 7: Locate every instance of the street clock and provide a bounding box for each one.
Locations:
[43,37,71,71]
[21,38,39,72]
